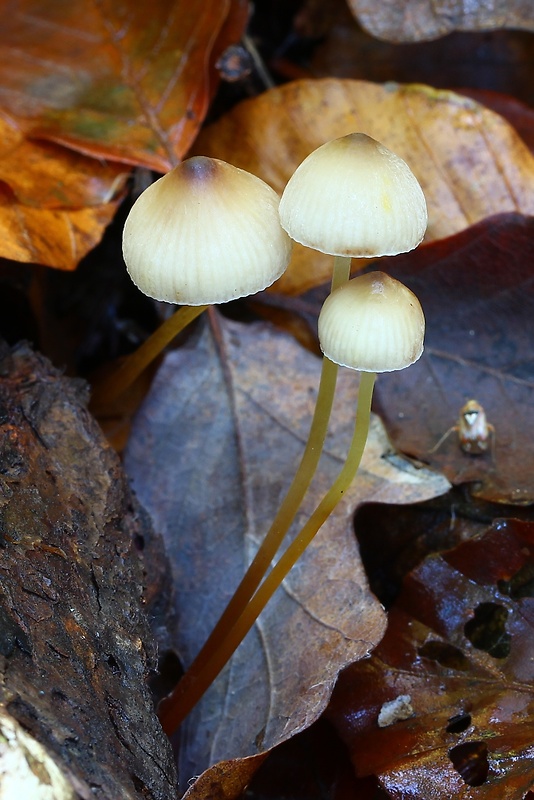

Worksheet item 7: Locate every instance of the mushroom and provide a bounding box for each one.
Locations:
[158,135,427,734]
[92,156,292,405]
[279,132,427,262]
[318,270,425,372]
[159,270,425,733]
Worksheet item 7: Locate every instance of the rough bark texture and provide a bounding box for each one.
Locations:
[0,340,177,799]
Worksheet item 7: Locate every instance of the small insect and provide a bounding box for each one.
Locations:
[430,399,495,456]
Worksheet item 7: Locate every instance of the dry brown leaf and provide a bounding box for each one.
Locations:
[459,91,534,154]
[124,312,449,794]
[194,79,534,295]
[0,0,248,171]
[348,0,534,42]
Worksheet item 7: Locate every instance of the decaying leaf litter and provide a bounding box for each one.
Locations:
[124,313,449,790]
[0,1,533,798]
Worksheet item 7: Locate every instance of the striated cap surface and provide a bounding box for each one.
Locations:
[279,133,427,258]
[123,156,292,305]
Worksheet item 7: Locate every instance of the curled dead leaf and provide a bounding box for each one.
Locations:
[347,0,534,42]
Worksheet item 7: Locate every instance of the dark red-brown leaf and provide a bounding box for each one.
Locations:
[326,518,534,799]
[372,212,534,505]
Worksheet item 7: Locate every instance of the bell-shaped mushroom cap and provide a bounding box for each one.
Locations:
[279,133,427,258]
[318,271,425,372]
[123,156,293,305]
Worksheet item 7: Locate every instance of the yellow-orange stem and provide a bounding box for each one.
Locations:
[91,304,207,406]
[159,369,376,735]
[158,256,352,735]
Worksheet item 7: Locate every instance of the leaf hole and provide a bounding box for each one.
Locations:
[149,649,183,704]
[418,640,470,670]
[105,654,121,676]
[448,741,489,786]
[497,561,534,600]
[446,712,472,734]
[464,602,511,658]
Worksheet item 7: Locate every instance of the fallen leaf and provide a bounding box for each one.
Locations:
[124,312,449,794]
[0,182,122,269]
[370,212,534,505]
[309,0,533,108]
[0,110,128,268]
[458,91,534,154]
[194,79,534,294]
[326,518,534,799]
[308,1,534,123]
[0,112,128,209]
[0,0,248,171]
[347,0,534,42]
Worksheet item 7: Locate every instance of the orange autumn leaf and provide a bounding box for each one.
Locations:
[194,79,534,294]
[0,0,248,171]
[0,112,127,268]
[0,183,121,269]
[0,113,128,210]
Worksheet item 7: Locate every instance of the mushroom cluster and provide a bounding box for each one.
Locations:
[157,133,428,735]
[97,131,428,735]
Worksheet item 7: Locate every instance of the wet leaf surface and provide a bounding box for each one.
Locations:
[124,311,449,794]
[0,341,177,797]
[326,518,534,799]
[347,0,534,42]
[195,79,534,294]
[0,0,247,171]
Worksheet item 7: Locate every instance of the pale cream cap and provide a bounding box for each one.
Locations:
[279,133,427,258]
[123,156,293,305]
[318,271,425,372]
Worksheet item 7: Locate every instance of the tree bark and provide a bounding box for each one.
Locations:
[0,341,177,799]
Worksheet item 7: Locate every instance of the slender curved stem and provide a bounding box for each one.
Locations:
[159,369,376,735]
[158,256,352,735]
[91,304,208,406]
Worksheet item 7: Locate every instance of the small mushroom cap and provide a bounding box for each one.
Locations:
[123,156,293,305]
[279,133,427,258]
[318,271,425,372]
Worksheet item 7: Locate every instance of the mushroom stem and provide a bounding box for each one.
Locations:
[91,304,208,406]
[158,256,351,734]
[158,367,376,735]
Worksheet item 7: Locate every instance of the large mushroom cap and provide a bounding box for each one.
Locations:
[279,133,427,258]
[123,156,293,305]
[318,271,425,372]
